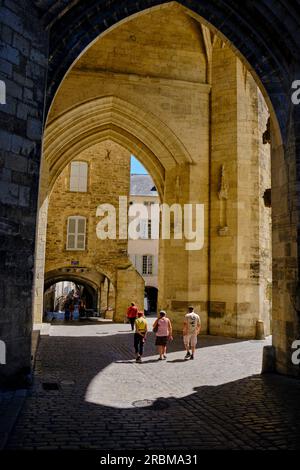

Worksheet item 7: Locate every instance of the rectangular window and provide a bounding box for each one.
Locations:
[70,162,88,192]
[67,217,86,250]
[148,220,152,239]
[142,255,153,275]
[139,219,148,239]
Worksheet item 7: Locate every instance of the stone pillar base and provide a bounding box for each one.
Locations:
[262,345,276,373]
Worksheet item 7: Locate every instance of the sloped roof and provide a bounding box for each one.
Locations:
[130,174,158,196]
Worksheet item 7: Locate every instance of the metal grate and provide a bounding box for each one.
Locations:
[42,382,60,391]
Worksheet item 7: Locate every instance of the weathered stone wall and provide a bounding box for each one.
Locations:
[128,193,160,289]
[45,140,135,312]
[0,0,48,385]
[115,268,145,322]
[272,115,300,376]
[258,90,272,336]
[209,40,272,339]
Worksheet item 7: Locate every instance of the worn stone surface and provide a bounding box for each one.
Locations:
[0,389,27,450]
[0,0,48,385]
[5,321,300,450]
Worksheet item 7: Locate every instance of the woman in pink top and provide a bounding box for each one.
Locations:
[153,311,173,360]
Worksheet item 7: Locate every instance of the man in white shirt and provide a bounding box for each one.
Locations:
[183,306,201,360]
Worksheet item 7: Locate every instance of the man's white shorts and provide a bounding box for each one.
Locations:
[184,333,198,348]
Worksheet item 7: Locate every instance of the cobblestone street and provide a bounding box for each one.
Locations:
[5,320,300,450]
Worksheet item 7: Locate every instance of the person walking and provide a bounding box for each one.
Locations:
[69,301,75,321]
[64,299,70,321]
[79,299,86,319]
[134,311,148,363]
[183,306,201,360]
[127,302,138,331]
[153,310,173,360]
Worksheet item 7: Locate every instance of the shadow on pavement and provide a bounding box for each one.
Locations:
[5,329,299,450]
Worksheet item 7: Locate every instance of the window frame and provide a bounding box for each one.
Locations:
[142,254,153,275]
[69,161,88,193]
[147,219,152,239]
[66,216,86,251]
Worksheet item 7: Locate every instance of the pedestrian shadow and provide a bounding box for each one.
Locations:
[115,359,161,364]
[167,359,187,363]
[115,360,135,364]
[137,359,161,364]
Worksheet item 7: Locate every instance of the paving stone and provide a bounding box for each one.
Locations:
[3,321,300,450]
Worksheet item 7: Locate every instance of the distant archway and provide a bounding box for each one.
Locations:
[44,95,194,199]
[145,286,158,315]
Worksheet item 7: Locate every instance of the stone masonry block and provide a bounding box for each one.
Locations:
[1,24,13,45]
[24,88,33,102]
[25,62,44,80]
[5,79,22,100]
[30,48,47,67]
[1,96,17,116]
[16,103,30,120]
[0,181,19,205]
[27,117,42,140]
[0,58,13,77]
[13,72,33,88]
[0,130,12,151]
[0,44,19,65]
[19,186,30,207]
[0,168,12,182]
[13,32,30,57]
[11,134,26,154]
[5,153,27,172]
[11,170,31,186]
[0,6,23,33]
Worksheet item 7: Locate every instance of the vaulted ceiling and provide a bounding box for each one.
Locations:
[32,0,300,139]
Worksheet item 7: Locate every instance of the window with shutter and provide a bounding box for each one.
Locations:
[148,220,152,239]
[67,216,86,250]
[70,162,88,192]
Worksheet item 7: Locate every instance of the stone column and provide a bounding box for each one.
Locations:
[100,279,108,313]
[209,40,272,338]
[115,266,144,322]
[271,106,300,375]
[0,1,48,385]
[158,161,209,332]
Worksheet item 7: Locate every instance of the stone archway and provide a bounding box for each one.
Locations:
[33,91,194,327]
[44,94,194,197]
[44,276,98,314]
[40,0,299,377]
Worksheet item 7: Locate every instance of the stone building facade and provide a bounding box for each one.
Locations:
[1,0,299,384]
[128,174,160,289]
[128,174,160,314]
[45,141,144,321]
